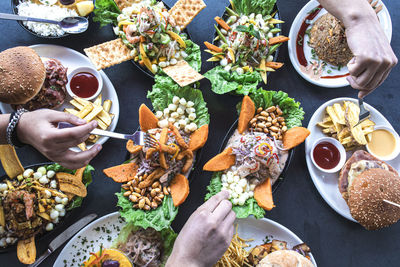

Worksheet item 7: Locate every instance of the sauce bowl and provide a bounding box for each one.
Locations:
[366,125,400,161]
[310,137,346,173]
[66,66,103,101]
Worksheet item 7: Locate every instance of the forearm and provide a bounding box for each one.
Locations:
[318,0,377,28]
[0,114,11,144]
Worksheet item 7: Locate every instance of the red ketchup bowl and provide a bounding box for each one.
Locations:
[311,137,346,173]
[67,67,103,100]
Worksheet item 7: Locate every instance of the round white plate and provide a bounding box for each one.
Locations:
[305,97,400,222]
[0,44,119,152]
[54,212,124,267]
[288,0,392,88]
[235,217,317,266]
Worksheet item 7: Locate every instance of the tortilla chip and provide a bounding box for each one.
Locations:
[283,127,310,149]
[114,0,135,10]
[17,236,36,264]
[170,173,189,207]
[126,140,143,154]
[56,172,87,197]
[169,0,207,29]
[254,178,275,211]
[84,39,133,70]
[65,193,76,201]
[203,147,236,171]
[238,96,256,134]
[103,162,138,183]
[188,124,208,151]
[0,145,24,178]
[162,60,204,87]
[139,104,158,132]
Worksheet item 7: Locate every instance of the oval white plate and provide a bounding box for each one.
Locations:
[305,97,400,222]
[288,0,392,88]
[235,217,317,266]
[0,44,119,152]
[54,212,124,267]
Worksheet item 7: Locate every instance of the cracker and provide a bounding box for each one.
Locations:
[114,0,136,11]
[163,60,204,87]
[169,0,206,29]
[84,39,133,70]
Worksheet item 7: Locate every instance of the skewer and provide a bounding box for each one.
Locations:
[383,199,400,209]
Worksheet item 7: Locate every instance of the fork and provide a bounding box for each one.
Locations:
[57,122,158,147]
[354,98,370,127]
[368,0,383,14]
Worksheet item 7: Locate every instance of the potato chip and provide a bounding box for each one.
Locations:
[0,145,24,178]
[56,172,87,197]
[17,236,36,264]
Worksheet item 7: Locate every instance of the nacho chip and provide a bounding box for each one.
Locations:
[188,124,209,151]
[169,0,206,29]
[283,127,310,149]
[238,96,256,134]
[84,39,134,70]
[203,147,236,171]
[139,104,159,132]
[170,173,189,207]
[162,60,204,87]
[126,140,143,154]
[103,162,138,183]
[254,178,275,211]
[56,172,87,197]
[0,145,24,178]
[17,236,36,265]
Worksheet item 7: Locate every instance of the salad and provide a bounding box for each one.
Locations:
[204,90,307,219]
[204,0,289,95]
[103,78,210,231]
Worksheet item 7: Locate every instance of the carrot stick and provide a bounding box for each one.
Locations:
[214,16,231,31]
[265,62,284,69]
[268,36,290,45]
[204,41,223,53]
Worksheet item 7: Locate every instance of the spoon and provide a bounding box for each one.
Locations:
[0,13,88,34]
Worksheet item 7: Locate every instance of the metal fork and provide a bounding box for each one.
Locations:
[354,98,370,127]
[368,0,383,14]
[58,122,158,147]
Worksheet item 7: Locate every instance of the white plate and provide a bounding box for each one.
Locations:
[235,217,317,266]
[288,0,392,88]
[305,97,400,222]
[54,212,124,267]
[0,44,119,152]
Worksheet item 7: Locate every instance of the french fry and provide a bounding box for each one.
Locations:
[76,103,93,119]
[94,94,102,106]
[97,109,112,126]
[78,143,87,151]
[70,99,84,110]
[84,105,103,122]
[103,99,112,112]
[73,97,91,106]
[95,118,108,130]
[64,108,79,116]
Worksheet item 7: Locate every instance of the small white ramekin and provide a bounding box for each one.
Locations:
[66,67,103,101]
[366,126,400,161]
[310,137,346,173]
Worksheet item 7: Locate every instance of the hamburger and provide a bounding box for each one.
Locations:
[257,250,314,267]
[0,46,67,111]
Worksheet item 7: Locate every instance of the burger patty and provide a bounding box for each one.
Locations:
[338,150,398,202]
[14,58,67,111]
[309,13,353,66]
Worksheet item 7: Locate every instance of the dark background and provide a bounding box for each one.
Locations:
[0,0,399,266]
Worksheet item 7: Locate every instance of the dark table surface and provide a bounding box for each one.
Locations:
[0,0,399,266]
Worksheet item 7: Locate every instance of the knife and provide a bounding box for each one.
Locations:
[28,213,97,267]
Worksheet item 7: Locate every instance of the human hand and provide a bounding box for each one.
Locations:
[17,109,102,169]
[166,191,235,267]
[344,11,397,98]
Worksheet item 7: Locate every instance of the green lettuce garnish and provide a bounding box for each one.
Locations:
[46,164,94,210]
[183,40,202,72]
[204,66,262,95]
[205,172,265,219]
[231,0,277,16]
[148,75,210,127]
[113,223,177,266]
[93,0,121,27]
[237,89,305,129]
[116,190,179,231]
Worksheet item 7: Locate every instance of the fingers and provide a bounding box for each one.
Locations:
[220,210,236,232]
[56,144,102,169]
[46,110,87,125]
[347,57,365,77]
[201,191,230,213]
[212,199,232,222]
[54,121,98,143]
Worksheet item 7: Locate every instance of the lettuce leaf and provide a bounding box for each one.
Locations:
[237,89,305,129]
[204,66,262,95]
[148,75,210,127]
[184,39,202,72]
[116,190,179,231]
[45,164,94,210]
[205,172,265,219]
[93,0,121,27]
[113,223,177,266]
[231,0,277,16]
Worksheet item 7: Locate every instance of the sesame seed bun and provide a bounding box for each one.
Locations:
[257,250,314,267]
[348,168,400,230]
[0,46,45,105]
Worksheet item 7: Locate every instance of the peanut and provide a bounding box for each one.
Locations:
[270,126,279,132]
[163,187,170,195]
[138,198,145,209]
[266,106,276,113]
[257,122,266,128]
[257,107,263,113]
[144,205,151,211]
[276,106,283,115]
[258,116,266,121]
[123,191,131,197]
[129,195,138,202]
[134,187,141,194]
[152,181,160,188]
[260,111,268,117]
